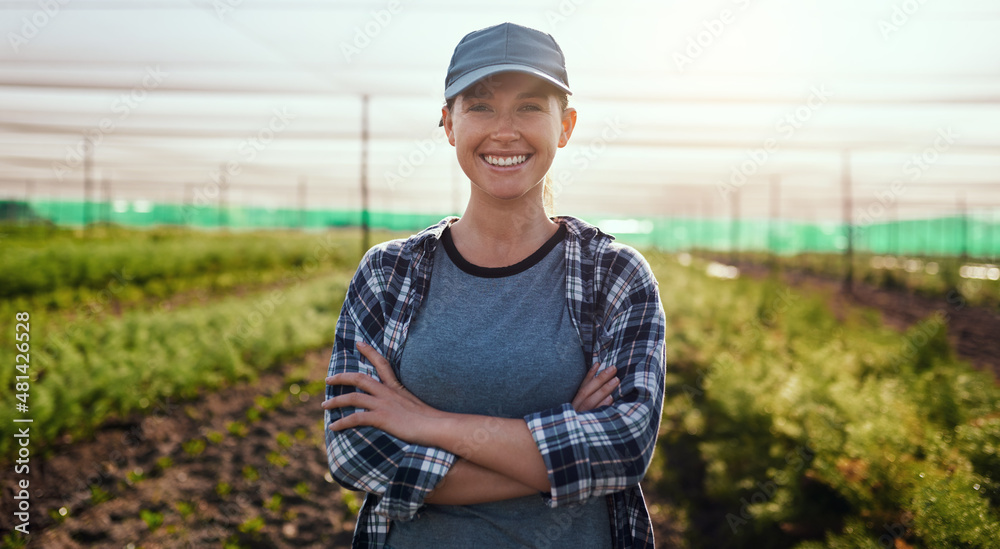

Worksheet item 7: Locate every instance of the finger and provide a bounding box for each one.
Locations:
[328,411,374,431]
[321,391,378,411]
[572,364,604,410]
[596,375,619,403]
[575,370,619,411]
[577,364,617,398]
[325,372,385,396]
[357,341,399,386]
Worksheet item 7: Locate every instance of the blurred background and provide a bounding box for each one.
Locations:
[3,1,1000,548]
[2,0,999,256]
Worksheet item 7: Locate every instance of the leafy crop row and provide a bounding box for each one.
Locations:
[647,253,999,548]
[0,273,348,458]
[0,225,357,301]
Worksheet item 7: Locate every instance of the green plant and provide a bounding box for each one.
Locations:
[340,490,362,517]
[1,532,29,549]
[47,506,69,524]
[89,484,113,505]
[237,516,265,534]
[227,421,249,438]
[126,469,146,484]
[175,500,196,519]
[139,509,164,532]
[275,432,293,450]
[182,438,206,456]
[263,494,282,513]
[206,430,225,444]
[242,465,259,482]
[266,451,289,468]
[155,456,173,471]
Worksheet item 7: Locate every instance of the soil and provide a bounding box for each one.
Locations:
[2,350,356,548]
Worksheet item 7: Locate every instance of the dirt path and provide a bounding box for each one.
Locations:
[4,350,355,548]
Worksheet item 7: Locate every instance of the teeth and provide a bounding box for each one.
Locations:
[484,154,527,167]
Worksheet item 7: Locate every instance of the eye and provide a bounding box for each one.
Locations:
[468,103,491,112]
[520,103,543,112]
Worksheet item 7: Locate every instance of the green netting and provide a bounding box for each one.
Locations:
[3,199,998,258]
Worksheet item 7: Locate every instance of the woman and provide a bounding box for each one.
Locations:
[323,22,666,549]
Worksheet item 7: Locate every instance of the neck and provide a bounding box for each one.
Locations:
[449,184,558,267]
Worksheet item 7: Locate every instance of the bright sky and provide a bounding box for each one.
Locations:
[1,0,999,222]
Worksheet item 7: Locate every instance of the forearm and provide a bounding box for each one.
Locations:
[326,343,621,498]
[424,459,537,505]
[421,413,550,493]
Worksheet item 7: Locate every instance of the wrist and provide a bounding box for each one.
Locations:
[413,408,458,448]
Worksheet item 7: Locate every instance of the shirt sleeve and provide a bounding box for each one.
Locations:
[324,246,456,521]
[523,245,666,507]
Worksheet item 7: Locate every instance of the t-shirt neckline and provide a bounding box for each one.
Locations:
[440,222,567,279]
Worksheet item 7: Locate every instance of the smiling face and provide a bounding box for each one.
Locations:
[442,71,577,206]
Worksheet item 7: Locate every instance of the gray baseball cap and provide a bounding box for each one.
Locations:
[443,22,572,100]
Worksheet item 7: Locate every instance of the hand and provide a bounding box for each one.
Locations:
[322,341,442,445]
[571,363,618,412]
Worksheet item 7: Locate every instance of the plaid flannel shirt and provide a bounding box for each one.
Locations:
[324,215,666,549]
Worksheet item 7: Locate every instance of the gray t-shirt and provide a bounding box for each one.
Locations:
[385,223,612,549]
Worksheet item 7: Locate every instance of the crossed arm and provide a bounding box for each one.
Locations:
[323,243,666,520]
[322,341,620,505]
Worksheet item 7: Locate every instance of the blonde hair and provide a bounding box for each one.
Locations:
[543,173,555,217]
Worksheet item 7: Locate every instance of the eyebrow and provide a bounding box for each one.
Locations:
[461,84,551,101]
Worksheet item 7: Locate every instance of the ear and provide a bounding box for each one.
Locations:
[442,106,456,146]
[557,107,577,148]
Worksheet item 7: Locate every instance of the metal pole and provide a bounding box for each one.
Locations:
[842,150,853,293]
[83,141,92,234]
[218,163,227,230]
[730,188,740,264]
[890,202,898,256]
[769,174,781,261]
[22,179,33,225]
[102,175,111,225]
[989,210,995,262]
[183,182,193,227]
[959,192,968,261]
[298,175,307,229]
[700,194,710,252]
[360,94,370,253]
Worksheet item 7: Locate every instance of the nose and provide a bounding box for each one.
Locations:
[490,112,519,142]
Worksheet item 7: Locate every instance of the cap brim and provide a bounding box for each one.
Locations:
[444,63,572,100]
